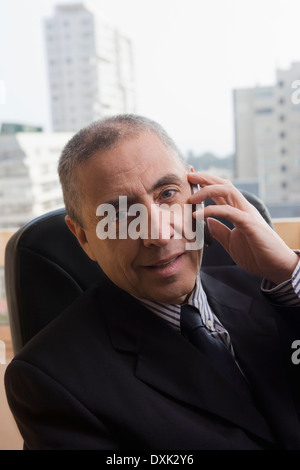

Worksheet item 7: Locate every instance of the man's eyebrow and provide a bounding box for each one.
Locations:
[150,173,185,192]
[103,173,185,208]
[103,196,137,209]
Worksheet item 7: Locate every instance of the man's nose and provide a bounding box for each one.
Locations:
[142,204,175,248]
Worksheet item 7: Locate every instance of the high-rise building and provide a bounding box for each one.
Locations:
[0,131,72,228]
[234,62,300,204]
[44,3,135,132]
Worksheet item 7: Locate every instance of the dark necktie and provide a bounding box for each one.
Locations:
[180,304,253,400]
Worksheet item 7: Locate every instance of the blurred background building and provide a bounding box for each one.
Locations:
[0,2,136,231]
[233,62,300,217]
[0,126,71,228]
[45,3,135,132]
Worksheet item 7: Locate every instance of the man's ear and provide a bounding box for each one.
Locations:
[65,215,97,261]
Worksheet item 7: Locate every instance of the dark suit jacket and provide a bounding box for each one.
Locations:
[5,266,300,450]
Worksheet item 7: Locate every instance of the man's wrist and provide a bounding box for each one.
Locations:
[267,251,300,286]
[261,251,300,304]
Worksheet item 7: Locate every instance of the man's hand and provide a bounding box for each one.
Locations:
[188,172,299,285]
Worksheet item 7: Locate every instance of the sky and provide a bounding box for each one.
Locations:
[1,0,300,156]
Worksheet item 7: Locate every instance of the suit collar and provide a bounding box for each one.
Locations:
[135,304,275,444]
[99,275,276,445]
[201,268,300,449]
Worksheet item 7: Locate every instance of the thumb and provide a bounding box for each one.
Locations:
[207,218,231,251]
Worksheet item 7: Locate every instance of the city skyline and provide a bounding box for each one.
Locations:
[1,0,300,156]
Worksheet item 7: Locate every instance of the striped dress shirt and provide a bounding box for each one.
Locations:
[139,255,300,354]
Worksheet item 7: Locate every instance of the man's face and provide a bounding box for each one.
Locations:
[73,132,202,304]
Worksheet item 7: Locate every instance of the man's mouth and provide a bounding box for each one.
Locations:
[147,254,182,268]
[142,253,185,277]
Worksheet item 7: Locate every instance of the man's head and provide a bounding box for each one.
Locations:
[58,114,202,304]
[58,114,185,227]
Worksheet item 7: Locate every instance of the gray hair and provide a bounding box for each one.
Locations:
[58,114,185,226]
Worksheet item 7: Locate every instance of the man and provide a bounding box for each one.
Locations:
[5,115,300,449]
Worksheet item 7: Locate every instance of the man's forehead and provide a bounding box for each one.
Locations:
[97,132,181,169]
[103,172,187,208]
[77,133,186,199]
[101,131,179,162]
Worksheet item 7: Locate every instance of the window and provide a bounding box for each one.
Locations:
[254,89,274,98]
[255,108,273,114]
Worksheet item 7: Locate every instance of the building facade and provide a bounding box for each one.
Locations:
[234,62,300,205]
[44,3,135,132]
[0,132,72,228]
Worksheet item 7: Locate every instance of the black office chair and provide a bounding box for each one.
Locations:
[5,209,105,355]
[5,191,273,355]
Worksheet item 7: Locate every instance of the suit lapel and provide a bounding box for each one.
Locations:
[201,269,300,449]
[135,306,275,444]
[101,276,275,445]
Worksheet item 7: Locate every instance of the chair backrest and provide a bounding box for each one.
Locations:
[5,191,273,354]
[5,208,104,354]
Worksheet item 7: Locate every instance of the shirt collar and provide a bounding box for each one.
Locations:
[137,272,215,332]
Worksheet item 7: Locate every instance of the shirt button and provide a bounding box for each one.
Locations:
[206,320,213,329]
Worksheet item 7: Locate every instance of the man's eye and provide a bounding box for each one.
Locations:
[114,210,127,222]
[161,189,176,199]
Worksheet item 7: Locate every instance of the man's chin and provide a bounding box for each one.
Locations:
[140,279,196,305]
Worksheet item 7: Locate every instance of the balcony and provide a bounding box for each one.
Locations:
[0,217,300,449]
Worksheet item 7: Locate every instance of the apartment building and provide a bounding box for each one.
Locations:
[44,3,135,132]
[234,62,300,205]
[0,131,72,228]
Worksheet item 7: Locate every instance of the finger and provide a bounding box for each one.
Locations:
[190,183,250,211]
[195,204,260,230]
[187,172,254,211]
[187,172,230,188]
[205,196,228,206]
